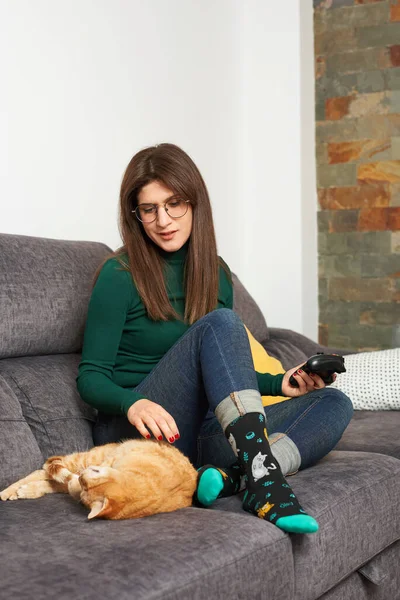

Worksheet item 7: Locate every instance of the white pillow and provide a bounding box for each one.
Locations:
[331,348,400,410]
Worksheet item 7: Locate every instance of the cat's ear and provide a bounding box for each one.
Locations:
[87,498,110,520]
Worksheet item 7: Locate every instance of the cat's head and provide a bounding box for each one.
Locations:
[254,451,267,465]
[77,441,198,520]
[78,466,138,520]
[78,463,183,520]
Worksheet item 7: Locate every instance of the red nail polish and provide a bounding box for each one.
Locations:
[145,434,151,439]
[298,369,302,373]
[175,433,180,439]
[158,435,163,441]
[169,437,175,443]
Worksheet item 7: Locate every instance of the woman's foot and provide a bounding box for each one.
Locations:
[225,412,318,534]
[195,463,243,507]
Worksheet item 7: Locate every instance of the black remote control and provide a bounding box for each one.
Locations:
[289,353,346,388]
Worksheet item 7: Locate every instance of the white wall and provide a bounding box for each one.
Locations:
[1,0,243,265]
[1,0,318,339]
[237,1,317,340]
[300,1,318,341]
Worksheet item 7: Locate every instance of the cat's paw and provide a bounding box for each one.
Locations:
[0,483,21,501]
[15,481,55,499]
[67,474,82,500]
[44,456,73,483]
[1,470,50,501]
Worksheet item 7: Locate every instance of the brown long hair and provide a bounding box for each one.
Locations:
[92,143,230,324]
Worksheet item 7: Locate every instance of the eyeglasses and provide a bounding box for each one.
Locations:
[132,198,190,223]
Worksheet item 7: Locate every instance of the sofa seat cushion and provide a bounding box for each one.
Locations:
[213,451,400,600]
[1,495,294,600]
[0,354,95,459]
[334,411,400,459]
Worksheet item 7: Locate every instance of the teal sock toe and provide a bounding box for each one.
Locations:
[197,469,224,507]
[276,515,319,534]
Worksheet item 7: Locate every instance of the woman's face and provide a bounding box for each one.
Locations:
[137,181,193,253]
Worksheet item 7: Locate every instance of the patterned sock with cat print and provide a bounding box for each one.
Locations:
[225,412,319,534]
[194,463,243,507]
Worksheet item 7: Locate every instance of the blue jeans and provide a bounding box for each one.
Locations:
[93,309,353,469]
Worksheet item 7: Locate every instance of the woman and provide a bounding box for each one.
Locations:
[76,143,353,534]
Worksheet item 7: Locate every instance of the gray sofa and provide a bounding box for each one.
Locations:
[0,232,399,600]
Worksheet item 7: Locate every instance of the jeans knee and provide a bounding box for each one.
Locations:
[201,308,242,329]
[326,387,354,425]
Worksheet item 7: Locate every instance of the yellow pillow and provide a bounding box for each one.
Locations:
[244,325,290,407]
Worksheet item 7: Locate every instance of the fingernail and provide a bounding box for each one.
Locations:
[175,433,180,439]
[158,435,163,441]
[298,369,302,373]
[145,434,151,439]
[169,437,175,443]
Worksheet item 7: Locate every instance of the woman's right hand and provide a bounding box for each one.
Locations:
[127,399,180,444]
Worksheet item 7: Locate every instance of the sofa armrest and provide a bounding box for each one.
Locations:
[268,328,352,357]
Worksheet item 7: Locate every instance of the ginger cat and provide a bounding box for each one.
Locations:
[0,439,198,520]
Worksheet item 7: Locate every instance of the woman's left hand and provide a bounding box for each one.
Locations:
[281,364,334,397]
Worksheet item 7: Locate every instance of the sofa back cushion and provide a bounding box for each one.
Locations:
[0,354,96,451]
[0,233,112,359]
[0,375,44,489]
[232,273,269,342]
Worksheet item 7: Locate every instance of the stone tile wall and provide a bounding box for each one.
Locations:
[314,0,400,351]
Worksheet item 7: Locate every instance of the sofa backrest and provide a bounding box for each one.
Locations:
[0,233,269,361]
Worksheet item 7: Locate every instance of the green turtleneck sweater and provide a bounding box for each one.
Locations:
[76,244,284,416]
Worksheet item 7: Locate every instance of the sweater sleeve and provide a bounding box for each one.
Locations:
[76,259,145,416]
[256,372,284,396]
